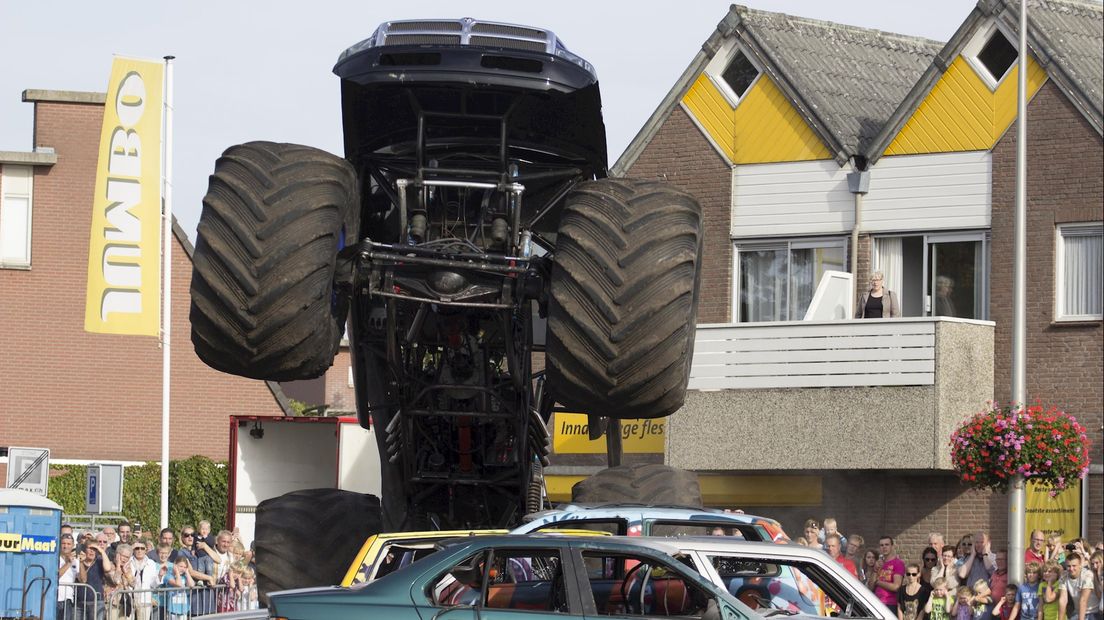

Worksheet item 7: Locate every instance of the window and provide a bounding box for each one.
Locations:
[704,40,762,106]
[582,551,718,618]
[962,21,1018,89]
[1056,223,1103,321]
[977,30,1017,81]
[874,233,989,319]
[735,239,846,322]
[704,554,875,618]
[0,165,33,268]
[430,548,569,612]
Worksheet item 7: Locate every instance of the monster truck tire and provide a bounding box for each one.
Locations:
[255,489,382,603]
[190,141,357,381]
[546,178,703,420]
[572,464,702,508]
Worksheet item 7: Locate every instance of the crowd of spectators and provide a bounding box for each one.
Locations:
[55,519,259,620]
[794,518,1103,620]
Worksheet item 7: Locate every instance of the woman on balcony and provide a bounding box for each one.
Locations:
[856,271,901,318]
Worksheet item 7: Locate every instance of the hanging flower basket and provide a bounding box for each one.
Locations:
[950,402,1091,494]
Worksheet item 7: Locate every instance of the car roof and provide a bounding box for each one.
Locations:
[633,536,830,558]
[446,533,685,556]
[372,529,507,543]
[525,503,781,524]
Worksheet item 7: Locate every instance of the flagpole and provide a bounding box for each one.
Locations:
[160,55,175,530]
[1008,1,1028,584]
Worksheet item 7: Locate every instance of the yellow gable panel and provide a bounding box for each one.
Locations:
[681,73,831,164]
[886,55,1048,156]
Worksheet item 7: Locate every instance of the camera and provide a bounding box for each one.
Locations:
[1065,543,1077,552]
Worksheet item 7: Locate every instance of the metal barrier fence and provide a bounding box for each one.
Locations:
[54,583,234,620]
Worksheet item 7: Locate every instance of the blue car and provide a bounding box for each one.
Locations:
[268,534,763,620]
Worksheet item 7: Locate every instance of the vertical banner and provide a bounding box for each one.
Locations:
[1024,479,1082,544]
[84,56,164,335]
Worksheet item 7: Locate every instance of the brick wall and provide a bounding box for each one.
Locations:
[760,472,1010,564]
[989,80,1104,536]
[0,96,284,466]
[624,108,734,323]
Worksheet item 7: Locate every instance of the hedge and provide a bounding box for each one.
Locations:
[47,456,228,533]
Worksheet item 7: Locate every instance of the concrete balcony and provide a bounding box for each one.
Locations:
[669,317,994,472]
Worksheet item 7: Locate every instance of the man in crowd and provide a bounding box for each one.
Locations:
[1063,554,1099,620]
[846,534,866,571]
[875,536,905,615]
[957,530,996,588]
[57,533,78,620]
[158,528,179,563]
[929,533,946,557]
[989,550,1009,601]
[1025,530,1047,566]
[198,530,235,584]
[826,533,858,577]
[76,533,115,620]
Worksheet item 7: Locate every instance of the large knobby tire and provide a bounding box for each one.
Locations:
[255,489,382,603]
[546,178,703,419]
[190,141,356,381]
[572,464,702,507]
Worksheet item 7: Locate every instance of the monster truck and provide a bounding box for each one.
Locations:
[189,17,704,595]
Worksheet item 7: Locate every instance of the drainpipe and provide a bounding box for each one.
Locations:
[847,161,871,308]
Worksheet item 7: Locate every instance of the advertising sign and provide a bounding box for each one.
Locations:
[1025,479,1082,544]
[84,56,164,335]
[552,413,665,454]
[0,533,58,554]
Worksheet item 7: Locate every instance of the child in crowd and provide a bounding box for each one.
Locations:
[991,584,1017,620]
[926,578,954,620]
[164,557,194,620]
[953,586,975,620]
[971,579,993,620]
[1012,561,1042,620]
[239,566,259,610]
[217,561,247,612]
[1037,562,1062,620]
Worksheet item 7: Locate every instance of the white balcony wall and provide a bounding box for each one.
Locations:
[690,317,991,390]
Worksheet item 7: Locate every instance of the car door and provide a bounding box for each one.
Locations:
[569,546,755,620]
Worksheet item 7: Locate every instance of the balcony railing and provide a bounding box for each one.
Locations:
[690,317,990,390]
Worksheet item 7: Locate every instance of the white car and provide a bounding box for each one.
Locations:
[624,537,895,620]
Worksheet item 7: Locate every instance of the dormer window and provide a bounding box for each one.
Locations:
[704,40,762,106]
[977,30,1017,81]
[962,21,1019,89]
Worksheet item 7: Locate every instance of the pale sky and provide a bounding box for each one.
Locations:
[0,0,977,238]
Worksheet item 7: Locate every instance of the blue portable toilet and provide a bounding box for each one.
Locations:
[1,488,62,620]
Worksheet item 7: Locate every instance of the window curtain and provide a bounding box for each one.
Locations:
[875,237,904,305]
[1063,230,1103,316]
[740,248,787,322]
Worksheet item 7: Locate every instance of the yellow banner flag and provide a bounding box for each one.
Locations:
[84,56,164,335]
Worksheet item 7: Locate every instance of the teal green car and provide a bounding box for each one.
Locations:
[268,535,761,620]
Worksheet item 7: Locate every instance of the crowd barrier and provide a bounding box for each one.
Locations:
[54,583,232,620]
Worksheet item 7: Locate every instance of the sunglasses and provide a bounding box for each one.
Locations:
[907,572,920,576]
[182,532,195,537]
[924,557,937,562]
